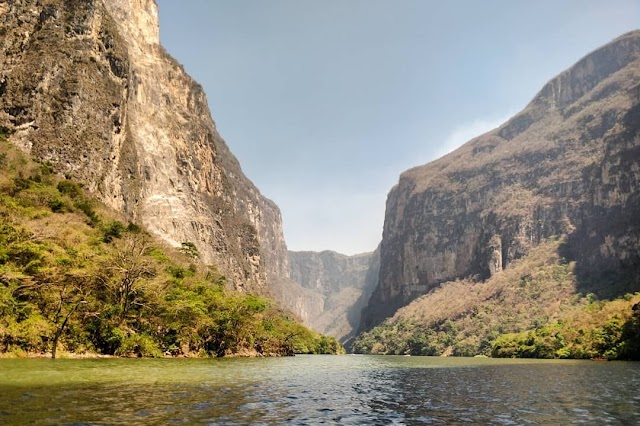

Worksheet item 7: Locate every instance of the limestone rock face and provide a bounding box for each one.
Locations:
[287,248,380,344]
[361,31,640,331]
[0,0,288,292]
[289,251,373,295]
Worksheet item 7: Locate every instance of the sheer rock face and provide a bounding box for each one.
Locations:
[361,31,640,331]
[0,0,289,293]
[287,248,380,344]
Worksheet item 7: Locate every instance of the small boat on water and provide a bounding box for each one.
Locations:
[591,357,608,361]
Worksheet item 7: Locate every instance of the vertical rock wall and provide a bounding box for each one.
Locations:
[361,31,640,331]
[287,248,379,344]
[0,0,290,293]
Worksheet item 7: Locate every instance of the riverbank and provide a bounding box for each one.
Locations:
[0,348,328,359]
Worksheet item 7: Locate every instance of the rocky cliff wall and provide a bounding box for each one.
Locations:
[287,248,379,343]
[289,250,372,294]
[0,0,289,293]
[361,30,640,331]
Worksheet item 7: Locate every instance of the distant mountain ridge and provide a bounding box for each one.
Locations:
[360,30,640,332]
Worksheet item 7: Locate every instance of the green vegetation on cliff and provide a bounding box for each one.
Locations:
[0,137,343,358]
[353,240,640,359]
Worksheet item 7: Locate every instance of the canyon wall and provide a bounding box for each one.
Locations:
[0,0,289,293]
[288,248,379,344]
[361,31,640,331]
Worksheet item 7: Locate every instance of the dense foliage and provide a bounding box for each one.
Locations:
[0,138,343,358]
[491,298,640,360]
[353,240,640,360]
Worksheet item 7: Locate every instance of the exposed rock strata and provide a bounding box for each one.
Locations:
[0,0,288,293]
[361,31,640,331]
[287,248,379,344]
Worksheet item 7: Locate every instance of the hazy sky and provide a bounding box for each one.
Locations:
[156,1,638,255]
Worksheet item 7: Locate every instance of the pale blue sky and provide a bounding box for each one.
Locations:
[156,1,638,255]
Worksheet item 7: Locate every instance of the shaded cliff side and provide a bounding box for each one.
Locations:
[287,248,379,345]
[361,30,640,331]
[0,0,289,293]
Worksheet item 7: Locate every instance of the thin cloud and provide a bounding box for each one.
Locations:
[435,113,514,159]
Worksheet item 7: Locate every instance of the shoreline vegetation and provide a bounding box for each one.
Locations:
[0,348,339,359]
[0,136,344,359]
[353,240,640,360]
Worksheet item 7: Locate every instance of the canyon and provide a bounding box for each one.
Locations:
[2,1,638,350]
[287,248,379,345]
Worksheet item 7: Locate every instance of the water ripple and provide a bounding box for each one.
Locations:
[0,356,639,424]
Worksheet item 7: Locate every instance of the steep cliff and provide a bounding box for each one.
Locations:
[287,248,379,344]
[0,0,289,293]
[361,30,640,331]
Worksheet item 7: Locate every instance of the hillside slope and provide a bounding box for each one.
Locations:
[0,137,342,357]
[361,30,640,332]
[354,240,640,359]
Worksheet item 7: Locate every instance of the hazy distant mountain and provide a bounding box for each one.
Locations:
[287,248,379,346]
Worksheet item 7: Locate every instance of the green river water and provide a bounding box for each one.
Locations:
[0,355,638,424]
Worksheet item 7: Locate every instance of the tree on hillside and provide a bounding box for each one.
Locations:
[100,234,157,325]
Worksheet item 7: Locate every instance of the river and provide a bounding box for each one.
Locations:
[0,355,638,424]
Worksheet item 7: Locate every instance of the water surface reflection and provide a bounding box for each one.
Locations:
[0,356,638,424]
